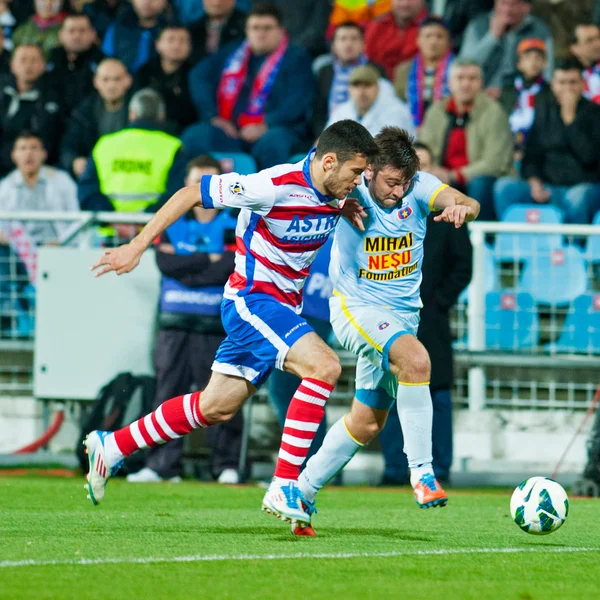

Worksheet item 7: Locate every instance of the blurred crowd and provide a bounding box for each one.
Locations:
[0,0,598,232]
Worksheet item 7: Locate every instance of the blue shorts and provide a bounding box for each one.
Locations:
[211,294,314,387]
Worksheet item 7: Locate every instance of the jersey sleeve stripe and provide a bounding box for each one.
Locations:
[428,183,449,212]
[200,175,214,209]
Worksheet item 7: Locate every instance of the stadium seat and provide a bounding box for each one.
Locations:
[485,291,539,350]
[495,204,564,262]
[550,294,600,354]
[458,244,497,304]
[213,152,257,175]
[520,246,588,306]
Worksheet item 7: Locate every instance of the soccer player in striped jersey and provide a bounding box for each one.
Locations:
[297,127,480,534]
[85,120,378,532]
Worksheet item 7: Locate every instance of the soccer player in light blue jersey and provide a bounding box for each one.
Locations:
[297,127,480,533]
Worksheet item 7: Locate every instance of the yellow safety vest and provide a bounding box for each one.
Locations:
[93,128,182,213]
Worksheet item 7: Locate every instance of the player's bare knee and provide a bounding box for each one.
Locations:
[305,351,341,384]
[202,406,236,424]
[389,339,431,383]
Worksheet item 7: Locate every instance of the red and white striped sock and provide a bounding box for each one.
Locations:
[103,392,210,468]
[274,378,334,480]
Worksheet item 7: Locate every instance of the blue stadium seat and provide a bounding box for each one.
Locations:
[458,244,497,304]
[587,212,600,263]
[485,291,539,350]
[520,246,588,306]
[495,204,564,262]
[213,152,257,175]
[551,294,600,353]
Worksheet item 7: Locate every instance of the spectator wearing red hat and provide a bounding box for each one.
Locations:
[498,38,553,161]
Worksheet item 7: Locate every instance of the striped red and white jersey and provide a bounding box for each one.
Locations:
[199,153,341,313]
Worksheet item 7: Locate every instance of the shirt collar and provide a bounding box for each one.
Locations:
[14,167,46,187]
[303,148,335,203]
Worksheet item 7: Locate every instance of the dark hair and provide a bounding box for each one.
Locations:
[413,141,432,159]
[13,131,44,148]
[333,21,365,39]
[372,127,419,178]
[315,120,378,164]
[419,16,449,31]
[554,56,585,74]
[186,155,223,176]
[570,23,598,47]
[157,24,190,39]
[62,12,93,26]
[248,3,283,25]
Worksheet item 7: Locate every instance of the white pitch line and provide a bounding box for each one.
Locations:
[1,546,599,569]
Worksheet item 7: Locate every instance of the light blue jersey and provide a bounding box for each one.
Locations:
[330,171,447,311]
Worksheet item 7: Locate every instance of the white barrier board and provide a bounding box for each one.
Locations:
[34,248,160,400]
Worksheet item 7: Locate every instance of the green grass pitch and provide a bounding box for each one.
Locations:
[1,476,599,599]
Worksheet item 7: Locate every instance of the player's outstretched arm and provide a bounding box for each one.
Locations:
[433,187,480,228]
[91,184,201,277]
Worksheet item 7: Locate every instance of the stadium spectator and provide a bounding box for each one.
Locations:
[134,25,196,132]
[326,64,415,136]
[60,58,132,178]
[379,148,472,485]
[394,16,454,128]
[494,57,600,224]
[460,0,553,97]
[499,38,552,162]
[173,0,249,27]
[184,3,316,169]
[101,0,171,74]
[266,237,334,471]
[12,0,67,58]
[414,139,433,172]
[531,0,594,59]
[327,0,390,39]
[419,58,514,221]
[0,131,79,248]
[127,155,244,485]
[83,0,125,40]
[0,0,17,51]
[271,0,332,58]
[569,23,600,104]
[365,0,427,80]
[188,0,246,66]
[78,88,185,222]
[441,0,494,52]
[47,13,103,116]
[0,44,61,176]
[312,21,390,137]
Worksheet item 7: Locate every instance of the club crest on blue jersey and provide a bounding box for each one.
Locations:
[229,182,245,196]
[398,206,413,220]
[377,321,390,330]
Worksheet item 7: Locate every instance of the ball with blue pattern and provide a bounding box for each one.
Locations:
[510,476,569,535]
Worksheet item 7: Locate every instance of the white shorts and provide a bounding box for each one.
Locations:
[329,291,420,407]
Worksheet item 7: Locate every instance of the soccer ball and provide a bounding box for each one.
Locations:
[510,476,569,535]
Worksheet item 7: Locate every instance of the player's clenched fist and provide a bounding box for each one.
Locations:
[91,243,143,277]
[433,205,474,228]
